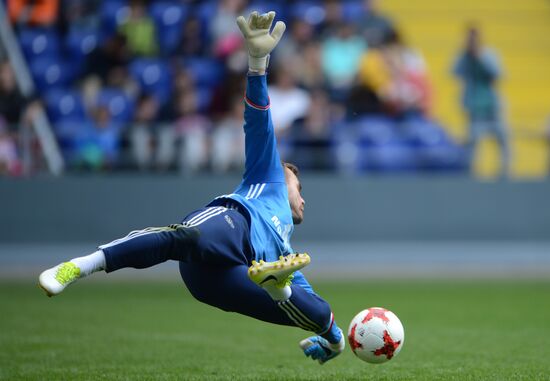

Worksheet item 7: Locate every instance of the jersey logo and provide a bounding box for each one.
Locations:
[272,215,283,235]
[245,183,266,199]
[224,215,235,229]
[260,275,278,284]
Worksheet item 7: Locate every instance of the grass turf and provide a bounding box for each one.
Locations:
[1,276,549,381]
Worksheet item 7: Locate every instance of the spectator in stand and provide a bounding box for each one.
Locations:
[272,19,326,90]
[319,0,344,37]
[105,66,139,100]
[118,0,158,57]
[453,24,509,176]
[379,30,431,118]
[268,65,311,137]
[173,89,211,174]
[82,33,134,110]
[273,18,315,72]
[8,0,58,27]
[159,68,196,121]
[357,0,396,48]
[176,16,208,57]
[320,22,366,99]
[352,30,431,119]
[348,45,388,116]
[92,105,123,168]
[211,95,245,173]
[129,93,175,171]
[209,0,247,56]
[294,41,326,90]
[289,89,335,171]
[129,94,162,171]
[0,117,21,176]
[209,71,246,121]
[59,0,101,32]
[85,33,131,82]
[85,33,131,81]
[76,104,124,171]
[0,61,30,137]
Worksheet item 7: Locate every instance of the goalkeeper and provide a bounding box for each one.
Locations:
[38,11,344,364]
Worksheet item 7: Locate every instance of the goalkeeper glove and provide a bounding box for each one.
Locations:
[236,11,286,72]
[299,328,345,365]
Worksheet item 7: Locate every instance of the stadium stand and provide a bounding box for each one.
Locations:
[379,0,550,177]
[14,0,526,174]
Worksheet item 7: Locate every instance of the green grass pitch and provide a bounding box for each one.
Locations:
[1,277,549,380]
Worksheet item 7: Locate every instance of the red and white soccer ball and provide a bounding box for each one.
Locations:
[348,307,404,364]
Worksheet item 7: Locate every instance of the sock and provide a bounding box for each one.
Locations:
[321,322,343,345]
[261,280,292,301]
[70,250,106,277]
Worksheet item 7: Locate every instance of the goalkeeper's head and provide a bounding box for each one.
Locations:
[283,162,305,225]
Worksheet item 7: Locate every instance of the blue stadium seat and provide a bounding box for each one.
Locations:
[361,144,417,172]
[195,86,213,112]
[19,28,60,60]
[196,1,219,26]
[181,57,225,88]
[401,117,450,148]
[44,89,86,123]
[356,115,399,146]
[100,1,129,40]
[129,59,173,103]
[341,0,364,22]
[150,2,189,55]
[247,1,286,21]
[401,118,467,171]
[29,57,76,93]
[290,1,325,25]
[354,116,416,172]
[53,116,91,140]
[53,116,94,163]
[96,88,135,123]
[65,27,99,66]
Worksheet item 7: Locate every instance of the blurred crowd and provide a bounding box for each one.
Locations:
[1,0,468,175]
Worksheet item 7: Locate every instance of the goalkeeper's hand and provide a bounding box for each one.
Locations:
[236,11,286,72]
[299,329,345,365]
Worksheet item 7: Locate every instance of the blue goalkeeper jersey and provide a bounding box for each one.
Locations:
[209,74,294,262]
[208,74,313,293]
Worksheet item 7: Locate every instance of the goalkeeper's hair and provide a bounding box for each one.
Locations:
[282,162,299,177]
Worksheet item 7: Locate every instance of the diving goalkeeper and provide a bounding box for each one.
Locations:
[38,11,344,364]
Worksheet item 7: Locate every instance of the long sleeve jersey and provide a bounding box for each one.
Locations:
[208,74,316,293]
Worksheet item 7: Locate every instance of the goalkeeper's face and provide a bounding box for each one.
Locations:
[285,167,305,225]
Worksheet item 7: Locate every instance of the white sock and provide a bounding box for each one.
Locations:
[70,250,106,277]
[261,281,292,301]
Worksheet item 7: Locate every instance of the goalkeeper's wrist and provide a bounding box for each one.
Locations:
[248,54,269,73]
[321,322,343,345]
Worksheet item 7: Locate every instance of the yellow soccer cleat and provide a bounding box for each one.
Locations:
[38,262,81,297]
[248,253,310,288]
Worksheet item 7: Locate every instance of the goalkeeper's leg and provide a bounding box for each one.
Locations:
[39,206,252,296]
[179,261,339,340]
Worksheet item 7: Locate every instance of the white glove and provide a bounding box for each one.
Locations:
[236,11,286,72]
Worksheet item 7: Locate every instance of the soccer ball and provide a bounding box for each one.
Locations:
[348,307,404,364]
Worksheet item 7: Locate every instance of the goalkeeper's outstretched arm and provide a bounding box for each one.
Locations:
[237,11,287,184]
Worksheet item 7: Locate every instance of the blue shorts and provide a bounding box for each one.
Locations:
[100,205,333,332]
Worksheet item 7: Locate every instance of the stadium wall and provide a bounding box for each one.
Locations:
[1,176,549,243]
